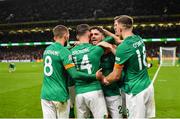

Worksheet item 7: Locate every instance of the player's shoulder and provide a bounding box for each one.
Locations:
[70,44,78,51]
[44,42,71,56]
[117,35,142,49]
[117,41,129,49]
[92,44,104,51]
[116,41,132,55]
[45,42,60,50]
[48,42,69,51]
[125,35,142,44]
[61,45,71,54]
[10,63,15,65]
[71,43,92,51]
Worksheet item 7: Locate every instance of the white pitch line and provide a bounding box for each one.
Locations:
[152,65,161,83]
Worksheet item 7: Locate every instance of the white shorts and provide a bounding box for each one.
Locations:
[124,84,155,118]
[76,90,108,118]
[105,95,122,118]
[41,99,70,119]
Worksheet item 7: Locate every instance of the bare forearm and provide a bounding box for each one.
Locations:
[110,45,116,55]
[106,64,124,82]
[97,42,116,55]
[67,67,96,81]
[103,29,122,44]
[106,71,121,83]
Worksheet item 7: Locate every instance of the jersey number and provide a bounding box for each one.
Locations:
[44,56,53,76]
[136,46,147,70]
[73,54,92,74]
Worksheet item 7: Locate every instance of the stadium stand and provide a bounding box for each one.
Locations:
[0,46,44,61]
[0,0,180,23]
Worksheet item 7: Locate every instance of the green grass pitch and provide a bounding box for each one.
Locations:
[0,61,180,117]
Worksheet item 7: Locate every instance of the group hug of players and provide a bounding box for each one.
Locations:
[40,15,155,119]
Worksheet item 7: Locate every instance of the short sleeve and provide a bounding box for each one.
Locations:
[60,47,75,69]
[115,43,133,64]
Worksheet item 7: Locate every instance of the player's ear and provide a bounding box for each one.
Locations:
[76,35,79,40]
[64,33,69,41]
[53,36,57,41]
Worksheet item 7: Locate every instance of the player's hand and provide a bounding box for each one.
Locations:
[102,77,110,85]
[96,68,104,80]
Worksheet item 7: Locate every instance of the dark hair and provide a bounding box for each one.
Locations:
[53,25,68,38]
[114,15,133,29]
[76,24,90,36]
[90,26,105,36]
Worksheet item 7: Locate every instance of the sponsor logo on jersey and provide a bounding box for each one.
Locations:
[115,57,120,61]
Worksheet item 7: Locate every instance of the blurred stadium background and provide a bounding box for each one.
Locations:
[0,0,180,117]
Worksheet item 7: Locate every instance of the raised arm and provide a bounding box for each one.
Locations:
[103,28,122,44]
[97,41,116,55]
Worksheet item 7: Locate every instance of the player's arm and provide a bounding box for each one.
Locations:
[94,36,117,55]
[103,28,122,44]
[105,44,132,83]
[105,63,124,82]
[66,66,104,81]
[97,41,116,55]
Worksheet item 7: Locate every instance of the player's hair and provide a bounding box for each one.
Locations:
[76,24,90,36]
[90,26,105,36]
[53,25,68,38]
[114,16,121,21]
[114,15,134,29]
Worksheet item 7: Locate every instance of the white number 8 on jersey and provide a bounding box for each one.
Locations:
[44,56,53,76]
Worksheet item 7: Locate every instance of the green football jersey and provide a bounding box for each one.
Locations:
[102,36,115,44]
[9,63,15,68]
[100,53,120,97]
[70,43,104,94]
[41,42,74,102]
[115,35,151,95]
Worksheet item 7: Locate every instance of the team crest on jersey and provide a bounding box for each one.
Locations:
[115,57,120,61]
[68,55,73,61]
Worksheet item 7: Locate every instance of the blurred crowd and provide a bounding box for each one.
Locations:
[0,42,179,60]
[0,46,45,60]
[0,0,179,23]
[0,0,179,61]
[1,25,180,43]
[0,31,53,43]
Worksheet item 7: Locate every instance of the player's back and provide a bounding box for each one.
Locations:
[41,42,70,102]
[116,35,151,95]
[71,43,104,94]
